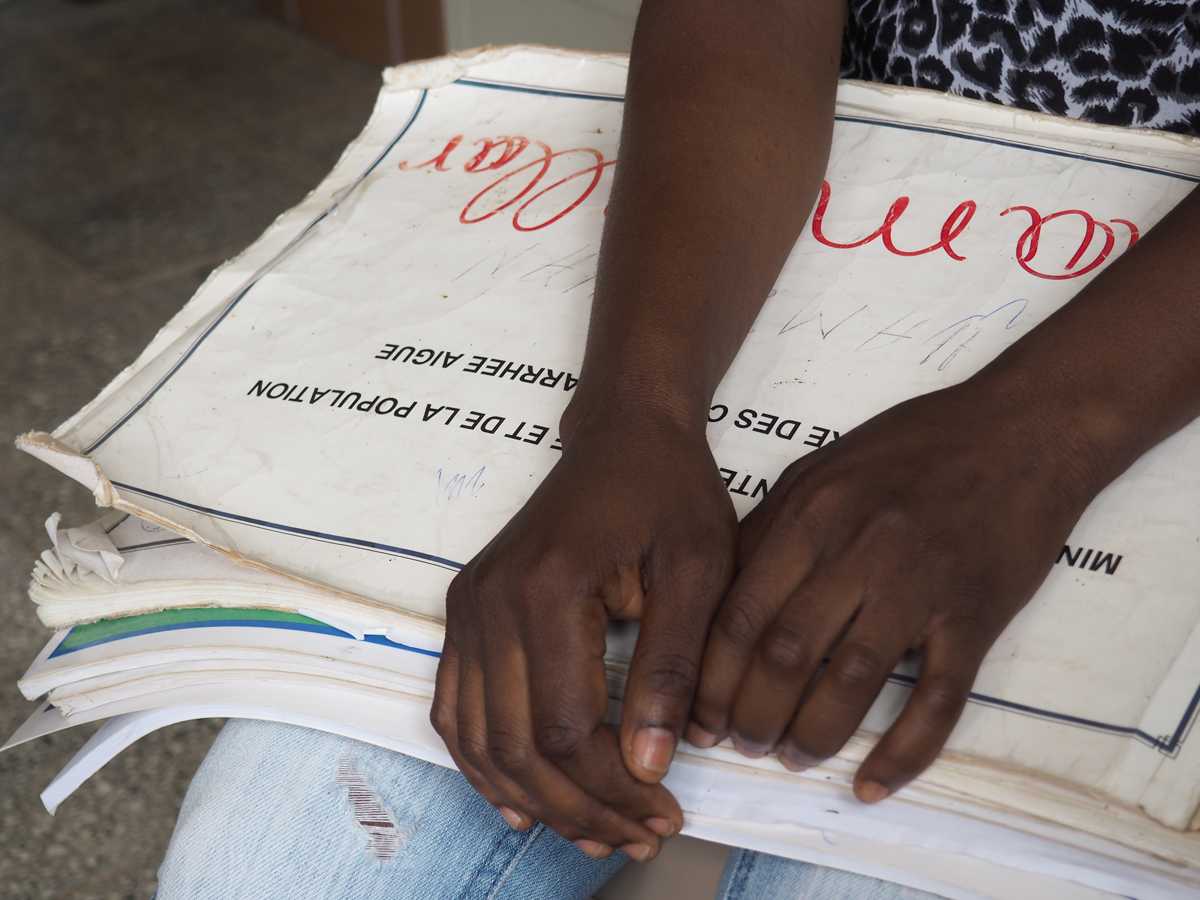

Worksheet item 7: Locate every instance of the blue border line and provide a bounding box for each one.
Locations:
[454,77,1199,184]
[455,76,625,104]
[110,481,463,572]
[74,76,1200,754]
[48,616,442,660]
[114,537,191,553]
[886,672,1192,753]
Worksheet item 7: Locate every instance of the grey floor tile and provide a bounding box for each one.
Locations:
[0,2,384,896]
[1,0,377,282]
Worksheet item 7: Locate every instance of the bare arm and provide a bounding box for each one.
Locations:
[432,0,846,857]
[566,0,845,435]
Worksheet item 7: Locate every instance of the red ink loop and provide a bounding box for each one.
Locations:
[398,134,463,171]
[812,181,972,260]
[512,150,616,232]
[1003,206,1118,280]
[464,136,531,173]
[1111,217,1140,248]
[459,141,554,225]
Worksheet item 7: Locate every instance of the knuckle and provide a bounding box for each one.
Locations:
[758,622,812,673]
[829,643,885,692]
[447,570,471,599]
[429,701,454,738]
[514,551,578,604]
[786,733,835,764]
[940,610,988,639]
[870,501,918,538]
[533,718,588,762]
[444,573,473,626]
[714,600,767,649]
[641,653,699,703]
[919,675,968,720]
[690,685,729,733]
[801,480,849,522]
[569,809,600,836]
[671,547,732,595]
[457,732,490,769]
[487,730,535,774]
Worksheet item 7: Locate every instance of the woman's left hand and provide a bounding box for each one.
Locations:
[687,378,1098,802]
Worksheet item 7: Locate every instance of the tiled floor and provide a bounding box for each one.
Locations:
[0,2,379,896]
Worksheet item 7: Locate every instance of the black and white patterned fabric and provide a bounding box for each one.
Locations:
[841,0,1200,134]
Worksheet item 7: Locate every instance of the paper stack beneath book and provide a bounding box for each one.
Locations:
[8,46,1200,900]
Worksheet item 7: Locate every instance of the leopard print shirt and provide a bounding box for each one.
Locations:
[841,0,1200,134]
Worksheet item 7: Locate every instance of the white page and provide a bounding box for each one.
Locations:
[8,672,1189,899]
[12,604,1200,888]
[18,47,1200,830]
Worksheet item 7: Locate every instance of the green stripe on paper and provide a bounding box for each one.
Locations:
[57,607,322,652]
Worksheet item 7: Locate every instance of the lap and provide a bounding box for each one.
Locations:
[158,720,944,900]
[718,848,944,900]
[156,719,624,900]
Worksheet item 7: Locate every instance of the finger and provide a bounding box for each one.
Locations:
[559,725,684,848]
[854,621,988,803]
[524,594,609,766]
[726,572,862,757]
[430,636,460,752]
[453,654,539,828]
[689,521,820,749]
[735,457,819,565]
[620,540,733,783]
[522,601,683,838]
[481,630,661,856]
[433,640,528,826]
[778,599,917,772]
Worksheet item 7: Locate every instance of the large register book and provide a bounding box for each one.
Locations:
[8,47,1200,899]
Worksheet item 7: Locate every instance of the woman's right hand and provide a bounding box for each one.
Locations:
[431,408,737,860]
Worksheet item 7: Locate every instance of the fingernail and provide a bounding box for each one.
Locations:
[645,816,676,837]
[497,805,526,830]
[574,839,612,859]
[633,726,675,776]
[856,780,890,804]
[731,734,769,759]
[620,842,653,862]
[779,747,819,772]
[685,722,719,749]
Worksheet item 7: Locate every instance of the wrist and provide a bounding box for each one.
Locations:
[560,383,711,450]
[963,363,1126,508]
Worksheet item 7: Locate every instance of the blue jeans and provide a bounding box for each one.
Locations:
[157,720,943,899]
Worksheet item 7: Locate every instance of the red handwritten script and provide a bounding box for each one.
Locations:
[400,135,615,232]
[399,135,1139,279]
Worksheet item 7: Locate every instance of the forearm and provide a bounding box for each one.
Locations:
[974,188,1200,497]
[564,0,844,437]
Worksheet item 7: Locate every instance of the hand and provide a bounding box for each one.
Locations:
[688,380,1095,802]
[431,408,737,859]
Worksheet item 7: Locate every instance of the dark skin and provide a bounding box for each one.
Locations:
[431,0,1200,858]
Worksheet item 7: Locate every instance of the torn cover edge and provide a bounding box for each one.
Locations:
[14,432,441,633]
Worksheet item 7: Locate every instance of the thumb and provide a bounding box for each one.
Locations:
[619,547,730,783]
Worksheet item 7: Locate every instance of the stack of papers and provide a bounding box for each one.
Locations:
[7,46,1200,899]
